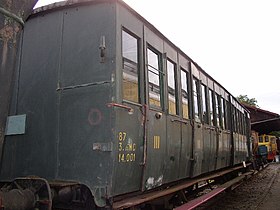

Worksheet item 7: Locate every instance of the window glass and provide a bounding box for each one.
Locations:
[220,98,225,129]
[209,90,214,126]
[201,84,208,124]
[241,113,244,135]
[122,30,139,103]
[238,111,242,134]
[181,69,189,119]
[193,78,200,122]
[224,99,229,130]
[232,106,237,132]
[167,60,178,115]
[147,48,162,108]
[265,136,269,142]
[234,108,238,132]
[243,115,247,135]
[215,94,220,127]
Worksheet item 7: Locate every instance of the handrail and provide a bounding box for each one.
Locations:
[106,103,133,113]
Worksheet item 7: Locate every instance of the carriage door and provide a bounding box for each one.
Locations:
[178,68,193,179]
[113,30,143,194]
[192,75,204,177]
[142,47,167,190]
[215,92,225,170]
[201,83,211,174]
[164,58,181,183]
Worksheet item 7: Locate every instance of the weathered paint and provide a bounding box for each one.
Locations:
[145,175,163,190]
[0,2,117,208]
[0,0,38,170]
[0,1,252,208]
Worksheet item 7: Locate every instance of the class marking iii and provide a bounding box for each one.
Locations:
[153,136,160,149]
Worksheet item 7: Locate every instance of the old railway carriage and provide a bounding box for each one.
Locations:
[0,0,250,209]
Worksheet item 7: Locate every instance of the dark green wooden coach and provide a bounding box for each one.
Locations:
[0,0,251,208]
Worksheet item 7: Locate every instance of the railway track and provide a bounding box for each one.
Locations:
[174,169,255,210]
[113,164,253,210]
[195,163,280,210]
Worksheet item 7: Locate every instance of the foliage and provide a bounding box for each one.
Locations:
[236,95,258,107]
[269,131,280,137]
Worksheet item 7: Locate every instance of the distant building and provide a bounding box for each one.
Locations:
[243,104,280,134]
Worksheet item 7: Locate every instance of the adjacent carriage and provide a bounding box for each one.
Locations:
[258,134,277,161]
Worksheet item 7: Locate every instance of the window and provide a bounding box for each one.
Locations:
[193,78,200,122]
[209,90,214,126]
[122,30,139,103]
[181,69,189,119]
[224,100,229,130]
[240,113,244,135]
[220,98,225,129]
[238,111,242,134]
[265,136,269,142]
[167,60,178,115]
[243,115,246,135]
[201,84,209,124]
[232,108,236,132]
[147,48,163,108]
[259,136,263,143]
[215,94,220,127]
[234,108,238,132]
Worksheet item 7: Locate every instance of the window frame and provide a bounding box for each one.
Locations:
[180,68,190,120]
[209,89,215,127]
[147,46,164,110]
[201,84,209,124]
[121,29,140,104]
[214,93,221,128]
[192,77,201,123]
[167,59,178,116]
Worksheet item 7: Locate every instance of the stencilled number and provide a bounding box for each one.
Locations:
[118,132,127,141]
[118,131,136,163]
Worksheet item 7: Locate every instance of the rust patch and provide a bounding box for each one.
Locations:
[88,108,103,126]
[0,25,13,69]
[0,25,15,42]
[3,0,13,10]
[0,25,17,70]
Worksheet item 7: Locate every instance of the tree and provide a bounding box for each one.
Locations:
[270,131,280,137]
[236,95,258,107]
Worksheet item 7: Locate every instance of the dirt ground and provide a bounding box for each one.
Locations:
[206,163,280,210]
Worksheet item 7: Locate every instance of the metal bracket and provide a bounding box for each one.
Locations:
[92,142,113,152]
[5,114,26,136]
